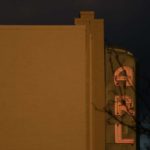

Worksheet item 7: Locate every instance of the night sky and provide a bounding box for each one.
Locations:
[0,0,150,148]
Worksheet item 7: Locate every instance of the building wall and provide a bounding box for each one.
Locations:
[75,11,105,150]
[0,12,135,150]
[0,26,88,150]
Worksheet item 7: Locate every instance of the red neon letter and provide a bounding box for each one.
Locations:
[115,95,135,116]
[114,95,135,144]
[114,66,133,87]
[115,124,134,144]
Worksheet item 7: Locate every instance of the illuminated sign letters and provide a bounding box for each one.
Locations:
[114,66,133,87]
[114,66,135,144]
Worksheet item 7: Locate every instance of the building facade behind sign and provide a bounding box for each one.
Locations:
[0,11,136,150]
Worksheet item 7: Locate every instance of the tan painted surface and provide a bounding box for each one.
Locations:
[0,26,88,150]
[75,12,105,150]
[0,11,105,150]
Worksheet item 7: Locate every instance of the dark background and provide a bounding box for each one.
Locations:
[0,0,150,149]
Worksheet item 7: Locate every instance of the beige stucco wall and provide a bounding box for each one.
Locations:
[75,11,105,150]
[0,26,87,150]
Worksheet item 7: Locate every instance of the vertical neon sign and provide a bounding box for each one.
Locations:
[114,66,135,144]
